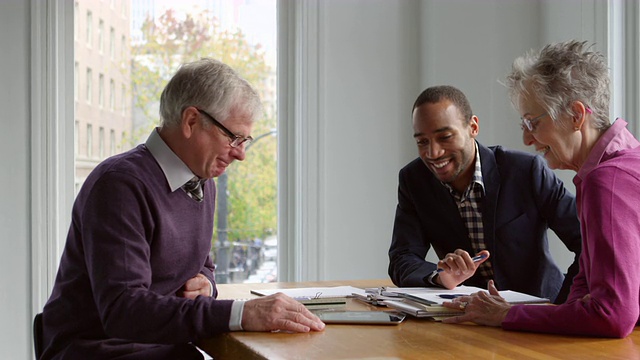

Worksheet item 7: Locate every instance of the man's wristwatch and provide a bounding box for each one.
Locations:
[425,270,440,286]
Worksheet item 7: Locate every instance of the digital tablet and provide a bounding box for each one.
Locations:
[313,310,406,325]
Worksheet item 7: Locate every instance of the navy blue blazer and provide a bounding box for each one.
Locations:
[388,143,582,303]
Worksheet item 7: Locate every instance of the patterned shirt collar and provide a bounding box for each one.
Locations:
[443,141,485,200]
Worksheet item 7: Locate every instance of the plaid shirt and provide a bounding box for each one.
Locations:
[443,142,494,283]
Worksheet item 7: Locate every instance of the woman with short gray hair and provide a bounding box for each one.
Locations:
[442,40,640,338]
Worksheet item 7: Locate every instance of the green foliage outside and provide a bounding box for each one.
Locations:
[130,9,277,243]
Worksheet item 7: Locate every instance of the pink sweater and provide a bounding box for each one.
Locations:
[503,119,640,337]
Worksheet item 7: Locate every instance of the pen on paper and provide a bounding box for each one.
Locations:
[437,294,466,299]
[436,253,488,273]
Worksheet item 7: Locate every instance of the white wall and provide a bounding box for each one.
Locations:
[0,1,32,359]
[317,0,419,280]
[0,0,608,358]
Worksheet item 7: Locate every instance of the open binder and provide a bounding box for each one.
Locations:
[382,299,464,318]
[380,286,550,306]
[362,285,550,319]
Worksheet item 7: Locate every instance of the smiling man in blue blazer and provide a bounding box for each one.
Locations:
[388,85,582,304]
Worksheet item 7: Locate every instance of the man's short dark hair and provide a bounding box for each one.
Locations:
[412,85,473,123]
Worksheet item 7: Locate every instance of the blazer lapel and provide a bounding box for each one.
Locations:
[479,143,500,255]
[425,172,470,250]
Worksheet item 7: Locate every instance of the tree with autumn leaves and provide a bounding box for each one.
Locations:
[130,9,277,245]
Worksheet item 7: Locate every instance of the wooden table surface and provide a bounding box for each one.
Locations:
[198,279,640,360]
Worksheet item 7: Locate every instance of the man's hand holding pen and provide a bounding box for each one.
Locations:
[434,250,491,289]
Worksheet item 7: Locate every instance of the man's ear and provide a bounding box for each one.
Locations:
[181,107,200,138]
[468,115,480,137]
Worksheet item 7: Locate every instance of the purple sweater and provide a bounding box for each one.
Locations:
[503,120,640,337]
[42,144,234,358]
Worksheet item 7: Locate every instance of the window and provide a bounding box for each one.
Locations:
[120,84,125,116]
[85,68,92,104]
[71,0,278,284]
[98,74,104,108]
[99,127,105,158]
[110,27,115,60]
[86,11,92,47]
[86,124,93,158]
[98,19,104,53]
[110,129,116,155]
[110,79,115,111]
[120,35,126,63]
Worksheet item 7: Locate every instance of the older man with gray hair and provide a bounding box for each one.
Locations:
[41,58,324,360]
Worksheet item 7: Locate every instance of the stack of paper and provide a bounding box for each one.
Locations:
[250,285,367,298]
[250,286,367,310]
[295,297,347,310]
[381,286,550,306]
[372,286,550,320]
[382,299,464,318]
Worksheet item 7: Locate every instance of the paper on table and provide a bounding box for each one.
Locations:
[250,285,367,299]
[496,290,551,304]
[382,286,549,305]
[382,299,464,318]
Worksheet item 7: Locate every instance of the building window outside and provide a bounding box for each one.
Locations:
[110,79,115,111]
[98,74,104,108]
[120,35,126,63]
[120,84,125,116]
[99,127,105,159]
[110,129,116,155]
[98,19,104,53]
[86,67,92,104]
[86,11,92,47]
[110,27,115,60]
[86,123,93,158]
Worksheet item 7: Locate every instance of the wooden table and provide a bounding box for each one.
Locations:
[198,279,640,359]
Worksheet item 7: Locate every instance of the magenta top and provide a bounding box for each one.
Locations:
[503,119,640,337]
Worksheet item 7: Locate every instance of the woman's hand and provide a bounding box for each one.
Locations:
[441,280,511,327]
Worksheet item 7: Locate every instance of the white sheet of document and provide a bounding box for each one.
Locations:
[251,285,367,299]
[382,286,549,305]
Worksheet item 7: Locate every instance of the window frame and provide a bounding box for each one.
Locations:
[31,0,74,312]
[609,0,640,137]
[277,0,322,281]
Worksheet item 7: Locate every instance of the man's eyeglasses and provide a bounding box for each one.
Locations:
[196,108,253,148]
[520,113,548,132]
